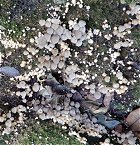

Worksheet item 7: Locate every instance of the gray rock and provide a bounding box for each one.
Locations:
[0,66,20,77]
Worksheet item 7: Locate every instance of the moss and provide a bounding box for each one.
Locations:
[0,0,49,41]
[18,120,83,145]
[0,0,140,144]
[0,134,12,145]
[124,0,139,4]
[132,81,140,106]
[83,0,129,28]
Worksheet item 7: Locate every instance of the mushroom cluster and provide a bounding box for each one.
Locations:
[0,0,140,144]
[36,18,87,49]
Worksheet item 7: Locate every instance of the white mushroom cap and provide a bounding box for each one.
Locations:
[39,113,46,120]
[69,73,76,80]
[44,60,51,68]
[132,19,139,25]
[11,107,17,113]
[92,117,97,123]
[122,78,128,84]
[51,49,58,56]
[16,91,21,96]
[99,87,108,94]
[90,89,95,94]
[64,50,71,58]
[68,20,75,26]
[80,34,87,41]
[113,83,120,89]
[0,116,5,122]
[56,26,64,35]
[50,62,57,70]
[45,55,50,60]
[124,23,131,29]
[113,29,119,35]
[17,81,26,88]
[38,56,45,63]
[18,105,26,112]
[75,102,80,108]
[114,42,121,49]
[118,25,125,32]
[32,83,40,92]
[39,19,46,26]
[104,76,110,82]
[78,20,86,27]
[5,119,12,127]
[71,37,77,44]
[36,35,47,48]
[136,14,140,20]
[69,109,76,116]
[74,30,82,39]
[47,28,54,34]
[37,108,43,114]
[51,23,59,30]
[30,38,34,43]
[67,76,73,83]
[73,24,80,30]
[51,34,60,44]
[53,56,60,64]
[113,52,120,58]
[122,41,130,47]
[75,114,81,120]
[44,33,51,42]
[2,127,11,134]
[94,91,102,99]
[20,91,26,98]
[61,35,67,41]
[116,71,123,80]
[28,47,37,55]
[79,27,86,33]
[65,30,72,39]
[45,20,52,27]
[51,19,60,24]
[43,107,49,113]
[90,83,95,89]
[72,78,79,85]
[72,64,78,71]
[76,40,82,47]
[58,61,65,69]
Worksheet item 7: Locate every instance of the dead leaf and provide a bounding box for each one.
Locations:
[96,114,120,129]
[103,92,114,107]
[93,107,108,114]
[123,139,129,145]
[134,131,140,139]
[126,108,140,131]
[114,124,123,133]
[86,93,97,101]
[80,101,99,113]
